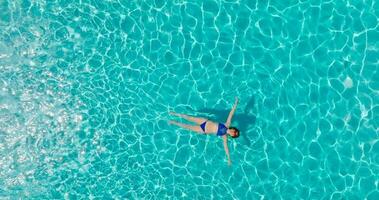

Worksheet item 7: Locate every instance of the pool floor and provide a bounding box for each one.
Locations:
[0,0,378,199]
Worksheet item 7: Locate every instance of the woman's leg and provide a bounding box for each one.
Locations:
[168,120,203,133]
[169,112,207,124]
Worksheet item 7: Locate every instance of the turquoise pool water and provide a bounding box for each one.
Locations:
[0,0,378,199]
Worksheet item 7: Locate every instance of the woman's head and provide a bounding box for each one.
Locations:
[228,127,240,138]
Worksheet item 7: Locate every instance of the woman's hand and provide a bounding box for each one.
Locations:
[228,159,232,166]
[235,97,239,104]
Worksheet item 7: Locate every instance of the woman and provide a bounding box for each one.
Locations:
[168,97,240,166]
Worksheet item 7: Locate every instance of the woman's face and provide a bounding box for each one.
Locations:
[229,129,237,137]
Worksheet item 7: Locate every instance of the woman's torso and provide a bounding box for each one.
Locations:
[203,120,227,136]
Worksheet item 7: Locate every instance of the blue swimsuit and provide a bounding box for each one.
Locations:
[200,121,207,132]
[216,123,228,136]
[200,121,227,136]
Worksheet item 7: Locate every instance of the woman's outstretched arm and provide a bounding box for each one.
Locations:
[223,136,232,166]
[225,97,239,127]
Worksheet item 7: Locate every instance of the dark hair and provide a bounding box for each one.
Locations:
[228,127,240,138]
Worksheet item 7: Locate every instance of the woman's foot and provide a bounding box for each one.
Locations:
[169,112,180,117]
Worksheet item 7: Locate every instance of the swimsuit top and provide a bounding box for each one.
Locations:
[216,123,228,136]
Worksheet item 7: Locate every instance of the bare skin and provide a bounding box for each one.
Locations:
[168,97,239,166]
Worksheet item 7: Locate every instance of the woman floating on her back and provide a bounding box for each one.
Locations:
[169,97,240,166]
